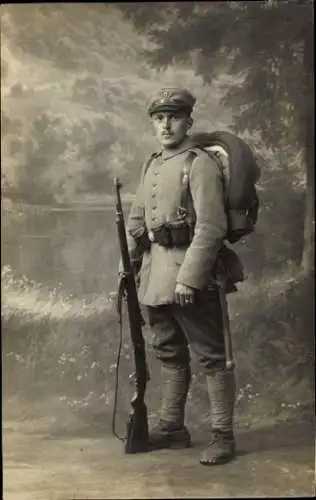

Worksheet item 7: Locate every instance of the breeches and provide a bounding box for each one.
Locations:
[147,290,226,372]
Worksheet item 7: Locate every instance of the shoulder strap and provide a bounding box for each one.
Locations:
[140,152,160,181]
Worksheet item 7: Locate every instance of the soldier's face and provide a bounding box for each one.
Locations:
[151,111,193,149]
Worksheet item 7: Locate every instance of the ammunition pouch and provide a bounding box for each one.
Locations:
[151,220,194,248]
[128,220,194,251]
[130,227,151,253]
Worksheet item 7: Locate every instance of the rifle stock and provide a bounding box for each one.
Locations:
[113,177,149,454]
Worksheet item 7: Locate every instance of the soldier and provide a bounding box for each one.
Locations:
[125,87,237,465]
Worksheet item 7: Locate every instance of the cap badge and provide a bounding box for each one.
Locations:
[161,89,172,99]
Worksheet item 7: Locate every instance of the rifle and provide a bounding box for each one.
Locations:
[113,177,149,454]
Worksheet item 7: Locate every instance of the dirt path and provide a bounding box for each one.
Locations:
[3,413,315,499]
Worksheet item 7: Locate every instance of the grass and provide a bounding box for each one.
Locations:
[2,261,314,434]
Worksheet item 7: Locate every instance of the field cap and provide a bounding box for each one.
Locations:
[148,87,196,115]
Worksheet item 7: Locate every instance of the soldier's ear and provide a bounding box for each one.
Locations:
[186,117,193,130]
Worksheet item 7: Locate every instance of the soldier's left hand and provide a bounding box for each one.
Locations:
[174,283,195,306]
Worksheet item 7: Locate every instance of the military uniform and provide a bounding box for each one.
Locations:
[125,88,237,465]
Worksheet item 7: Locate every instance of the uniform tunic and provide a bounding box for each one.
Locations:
[127,136,227,307]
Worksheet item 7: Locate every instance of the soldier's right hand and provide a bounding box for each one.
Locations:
[174,282,195,306]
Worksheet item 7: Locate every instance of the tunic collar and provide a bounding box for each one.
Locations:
[159,136,194,161]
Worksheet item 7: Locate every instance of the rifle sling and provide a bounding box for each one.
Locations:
[112,277,126,442]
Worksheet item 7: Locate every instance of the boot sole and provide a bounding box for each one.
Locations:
[200,453,236,466]
[149,438,191,451]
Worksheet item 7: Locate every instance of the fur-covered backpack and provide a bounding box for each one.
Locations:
[183,131,260,244]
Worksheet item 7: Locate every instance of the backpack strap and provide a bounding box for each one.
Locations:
[178,150,197,218]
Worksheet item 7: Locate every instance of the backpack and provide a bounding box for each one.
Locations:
[183,131,260,244]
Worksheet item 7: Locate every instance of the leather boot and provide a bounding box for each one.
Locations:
[200,369,236,465]
[148,364,191,450]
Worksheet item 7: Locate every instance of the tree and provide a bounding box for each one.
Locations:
[119,0,314,273]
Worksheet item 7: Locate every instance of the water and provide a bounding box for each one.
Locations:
[1,200,130,297]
